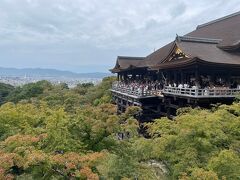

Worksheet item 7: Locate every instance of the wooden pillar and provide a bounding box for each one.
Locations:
[138,74,140,80]
[157,71,161,81]
[195,66,200,87]
[209,69,215,87]
[167,107,171,119]
[226,71,231,86]
[117,74,120,81]
[157,105,161,114]
[120,74,123,81]
[167,71,170,84]
[165,71,168,85]
[180,70,184,84]
[174,71,177,84]
[132,72,136,80]
[123,72,127,81]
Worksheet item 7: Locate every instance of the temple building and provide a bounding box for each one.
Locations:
[110,11,240,119]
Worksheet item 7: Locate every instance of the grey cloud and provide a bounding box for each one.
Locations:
[0,0,239,72]
[170,2,187,18]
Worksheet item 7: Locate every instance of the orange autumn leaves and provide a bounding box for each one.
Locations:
[0,134,105,180]
[0,151,22,180]
[51,152,105,179]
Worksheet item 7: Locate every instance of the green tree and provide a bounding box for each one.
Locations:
[7,80,52,103]
[0,82,14,104]
[208,150,240,179]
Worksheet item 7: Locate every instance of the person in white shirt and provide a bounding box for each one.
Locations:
[178,84,183,88]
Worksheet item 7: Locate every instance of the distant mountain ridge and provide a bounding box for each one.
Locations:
[0,67,111,78]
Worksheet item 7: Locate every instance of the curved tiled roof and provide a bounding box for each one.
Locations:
[218,41,240,52]
[187,11,240,47]
[152,36,240,70]
[110,56,145,73]
[177,38,240,65]
[142,42,175,67]
[111,11,240,73]
[150,11,240,67]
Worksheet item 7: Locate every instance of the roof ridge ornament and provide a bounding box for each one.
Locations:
[176,34,180,42]
[217,40,240,51]
[117,56,145,60]
[177,36,222,44]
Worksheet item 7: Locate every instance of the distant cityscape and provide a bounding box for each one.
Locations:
[0,75,102,88]
[0,67,111,87]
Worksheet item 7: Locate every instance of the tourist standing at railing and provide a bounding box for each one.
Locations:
[113,80,165,95]
[178,84,183,88]
[204,87,210,96]
[183,83,189,88]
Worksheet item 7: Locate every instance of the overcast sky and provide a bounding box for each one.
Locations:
[0,0,239,72]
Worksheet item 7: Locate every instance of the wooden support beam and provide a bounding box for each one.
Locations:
[195,65,200,87]
[226,71,231,86]
[174,71,177,84]
[180,70,184,84]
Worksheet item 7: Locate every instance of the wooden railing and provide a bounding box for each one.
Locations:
[163,86,240,98]
[111,82,162,97]
[111,82,240,98]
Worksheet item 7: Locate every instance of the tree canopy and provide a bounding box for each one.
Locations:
[0,77,239,179]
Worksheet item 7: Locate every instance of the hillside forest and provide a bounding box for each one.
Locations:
[0,77,239,179]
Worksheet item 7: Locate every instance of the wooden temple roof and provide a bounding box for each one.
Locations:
[188,11,240,48]
[177,37,240,65]
[152,36,240,70]
[111,11,240,73]
[110,56,145,73]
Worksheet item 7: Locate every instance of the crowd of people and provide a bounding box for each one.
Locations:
[113,80,164,92]
[113,79,240,96]
[167,80,240,90]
